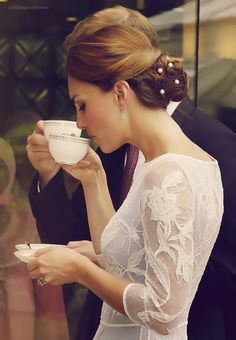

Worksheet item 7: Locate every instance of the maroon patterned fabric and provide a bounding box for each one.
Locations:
[120,144,139,203]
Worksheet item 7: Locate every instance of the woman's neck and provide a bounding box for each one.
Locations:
[126,108,184,162]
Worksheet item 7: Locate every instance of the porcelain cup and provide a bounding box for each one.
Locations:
[44,120,81,140]
[48,133,90,164]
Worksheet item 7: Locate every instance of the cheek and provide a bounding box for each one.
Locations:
[87,107,113,129]
[86,97,120,131]
[86,112,103,127]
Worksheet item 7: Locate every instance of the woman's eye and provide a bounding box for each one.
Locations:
[78,102,85,112]
[74,101,85,112]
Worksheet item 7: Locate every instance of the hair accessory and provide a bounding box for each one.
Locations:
[168,62,173,68]
[174,79,180,84]
[160,89,165,95]
[157,68,163,74]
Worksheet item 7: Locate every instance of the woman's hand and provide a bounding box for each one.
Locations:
[67,240,98,264]
[27,246,89,285]
[26,120,61,188]
[62,146,104,184]
[28,246,130,316]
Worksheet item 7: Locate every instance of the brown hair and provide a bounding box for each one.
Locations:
[66,9,188,109]
[65,5,159,51]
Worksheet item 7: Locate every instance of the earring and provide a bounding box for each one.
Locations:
[120,106,126,120]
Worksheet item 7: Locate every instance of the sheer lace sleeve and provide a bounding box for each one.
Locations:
[123,161,195,335]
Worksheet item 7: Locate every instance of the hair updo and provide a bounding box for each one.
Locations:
[66,25,188,109]
[65,6,159,51]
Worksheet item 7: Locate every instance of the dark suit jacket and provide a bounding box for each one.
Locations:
[29,97,236,340]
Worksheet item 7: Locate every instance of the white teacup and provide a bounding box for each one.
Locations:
[44,120,81,141]
[48,133,90,164]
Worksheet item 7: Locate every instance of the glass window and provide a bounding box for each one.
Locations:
[197,0,236,132]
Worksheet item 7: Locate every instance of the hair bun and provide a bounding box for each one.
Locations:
[153,53,188,103]
[128,51,188,109]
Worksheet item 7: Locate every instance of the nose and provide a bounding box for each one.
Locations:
[76,114,87,129]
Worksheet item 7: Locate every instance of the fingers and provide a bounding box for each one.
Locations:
[27,258,45,279]
[29,268,43,279]
[34,247,54,256]
[67,241,80,248]
[28,265,49,282]
[34,120,45,135]
[66,241,97,263]
[62,159,90,168]
[26,122,59,175]
[26,120,47,150]
[76,160,92,167]
[26,149,55,173]
[27,247,54,279]
[27,258,39,272]
[27,150,54,162]
[27,132,48,149]
[67,240,92,249]
[61,161,91,175]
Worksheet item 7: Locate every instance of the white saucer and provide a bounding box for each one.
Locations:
[14,249,37,263]
[15,243,65,251]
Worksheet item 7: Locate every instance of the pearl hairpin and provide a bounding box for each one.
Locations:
[175,79,180,84]
[160,89,165,95]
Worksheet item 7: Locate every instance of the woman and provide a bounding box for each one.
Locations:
[28,21,223,339]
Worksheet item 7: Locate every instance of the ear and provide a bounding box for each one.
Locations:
[113,80,130,111]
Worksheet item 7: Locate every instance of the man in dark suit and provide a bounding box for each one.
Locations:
[26,6,236,340]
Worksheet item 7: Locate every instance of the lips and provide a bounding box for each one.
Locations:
[88,132,95,139]
[85,132,92,139]
[86,131,97,142]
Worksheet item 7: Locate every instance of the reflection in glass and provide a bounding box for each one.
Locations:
[198,0,236,131]
[149,0,197,100]
[0,131,69,339]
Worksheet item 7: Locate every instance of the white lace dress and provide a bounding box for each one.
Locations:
[94,153,224,340]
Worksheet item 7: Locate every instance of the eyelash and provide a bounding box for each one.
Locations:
[79,103,85,112]
[75,102,85,112]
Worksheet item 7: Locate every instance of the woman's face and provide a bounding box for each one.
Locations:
[68,76,125,153]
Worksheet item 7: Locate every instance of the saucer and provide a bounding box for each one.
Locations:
[14,249,37,263]
[14,244,66,263]
[15,243,65,251]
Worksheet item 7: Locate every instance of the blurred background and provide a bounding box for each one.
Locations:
[0,1,235,339]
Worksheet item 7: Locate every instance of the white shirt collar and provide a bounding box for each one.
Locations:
[166,101,180,116]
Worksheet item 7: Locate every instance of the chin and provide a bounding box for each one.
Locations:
[99,145,115,154]
[99,142,122,154]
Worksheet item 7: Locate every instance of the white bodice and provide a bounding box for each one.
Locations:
[95,153,223,340]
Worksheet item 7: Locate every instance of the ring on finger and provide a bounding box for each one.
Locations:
[37,277,47,286]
